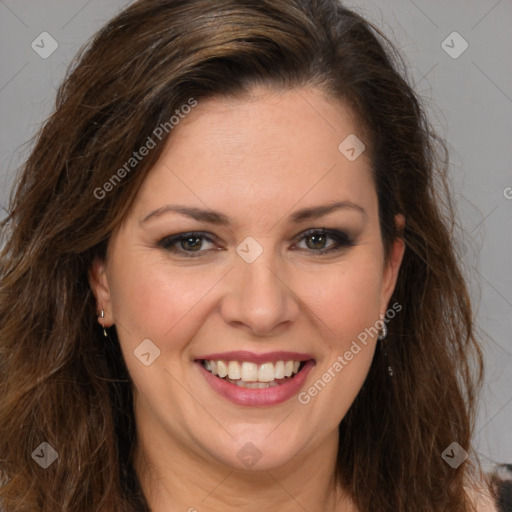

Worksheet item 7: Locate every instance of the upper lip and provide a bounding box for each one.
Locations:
[195,351,314,364]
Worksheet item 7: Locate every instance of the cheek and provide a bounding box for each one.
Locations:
[109,251,223,348]
[107,255,222,408]
[298,259,384,343]
[297,262,382,422]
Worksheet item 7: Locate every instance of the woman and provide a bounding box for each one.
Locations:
[0,0,510,510]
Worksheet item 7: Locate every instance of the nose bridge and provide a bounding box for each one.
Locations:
[220,236,299,334]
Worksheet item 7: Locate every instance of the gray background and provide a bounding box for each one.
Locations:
[1,0,511,468]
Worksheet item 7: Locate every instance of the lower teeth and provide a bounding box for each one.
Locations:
[224,377,283,389]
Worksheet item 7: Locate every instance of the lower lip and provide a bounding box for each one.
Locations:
[196,360,315,407]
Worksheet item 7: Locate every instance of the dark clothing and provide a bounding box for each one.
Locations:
[493,464,512,512]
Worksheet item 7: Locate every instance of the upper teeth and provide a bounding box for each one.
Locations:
[203,360,301,382]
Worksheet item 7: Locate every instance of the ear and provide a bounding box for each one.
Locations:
[88,256,114,327]
[380,214,405,314]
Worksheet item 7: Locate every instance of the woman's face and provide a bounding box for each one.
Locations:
[90,86,404,472]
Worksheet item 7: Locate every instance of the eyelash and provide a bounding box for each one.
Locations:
[157,229,355,258]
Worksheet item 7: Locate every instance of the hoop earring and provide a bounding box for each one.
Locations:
[378,323,393,377]
[100,310,108,338]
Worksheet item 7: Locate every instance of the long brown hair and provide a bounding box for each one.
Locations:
[0,0,489,510]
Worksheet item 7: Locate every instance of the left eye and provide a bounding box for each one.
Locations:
[157,229,353,257]
[294,229,353,253]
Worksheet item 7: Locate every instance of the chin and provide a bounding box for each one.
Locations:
[204,435,307,472]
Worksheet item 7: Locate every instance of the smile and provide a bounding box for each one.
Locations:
[195,352,315,406]
[201,359,305,389]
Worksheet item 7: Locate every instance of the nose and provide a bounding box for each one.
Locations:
[219,247,300,336]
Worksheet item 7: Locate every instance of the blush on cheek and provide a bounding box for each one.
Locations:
[306,259,382,328]
[113,270,217,356]
[317,291,381,349]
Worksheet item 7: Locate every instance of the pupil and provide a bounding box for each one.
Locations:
[308,234,326,250]
[183,237,201,251]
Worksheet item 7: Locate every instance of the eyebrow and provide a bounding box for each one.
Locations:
[140,200,367,226]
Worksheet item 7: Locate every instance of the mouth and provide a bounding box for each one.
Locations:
[199,359,308,389]
[194,351,315,406]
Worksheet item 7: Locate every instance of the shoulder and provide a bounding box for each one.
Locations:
[467,487,498,512]
[468,464,512,512]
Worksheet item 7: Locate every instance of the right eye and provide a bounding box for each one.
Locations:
[157,231,218,257]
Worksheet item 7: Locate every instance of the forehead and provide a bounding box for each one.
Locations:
[134,87,376,226]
